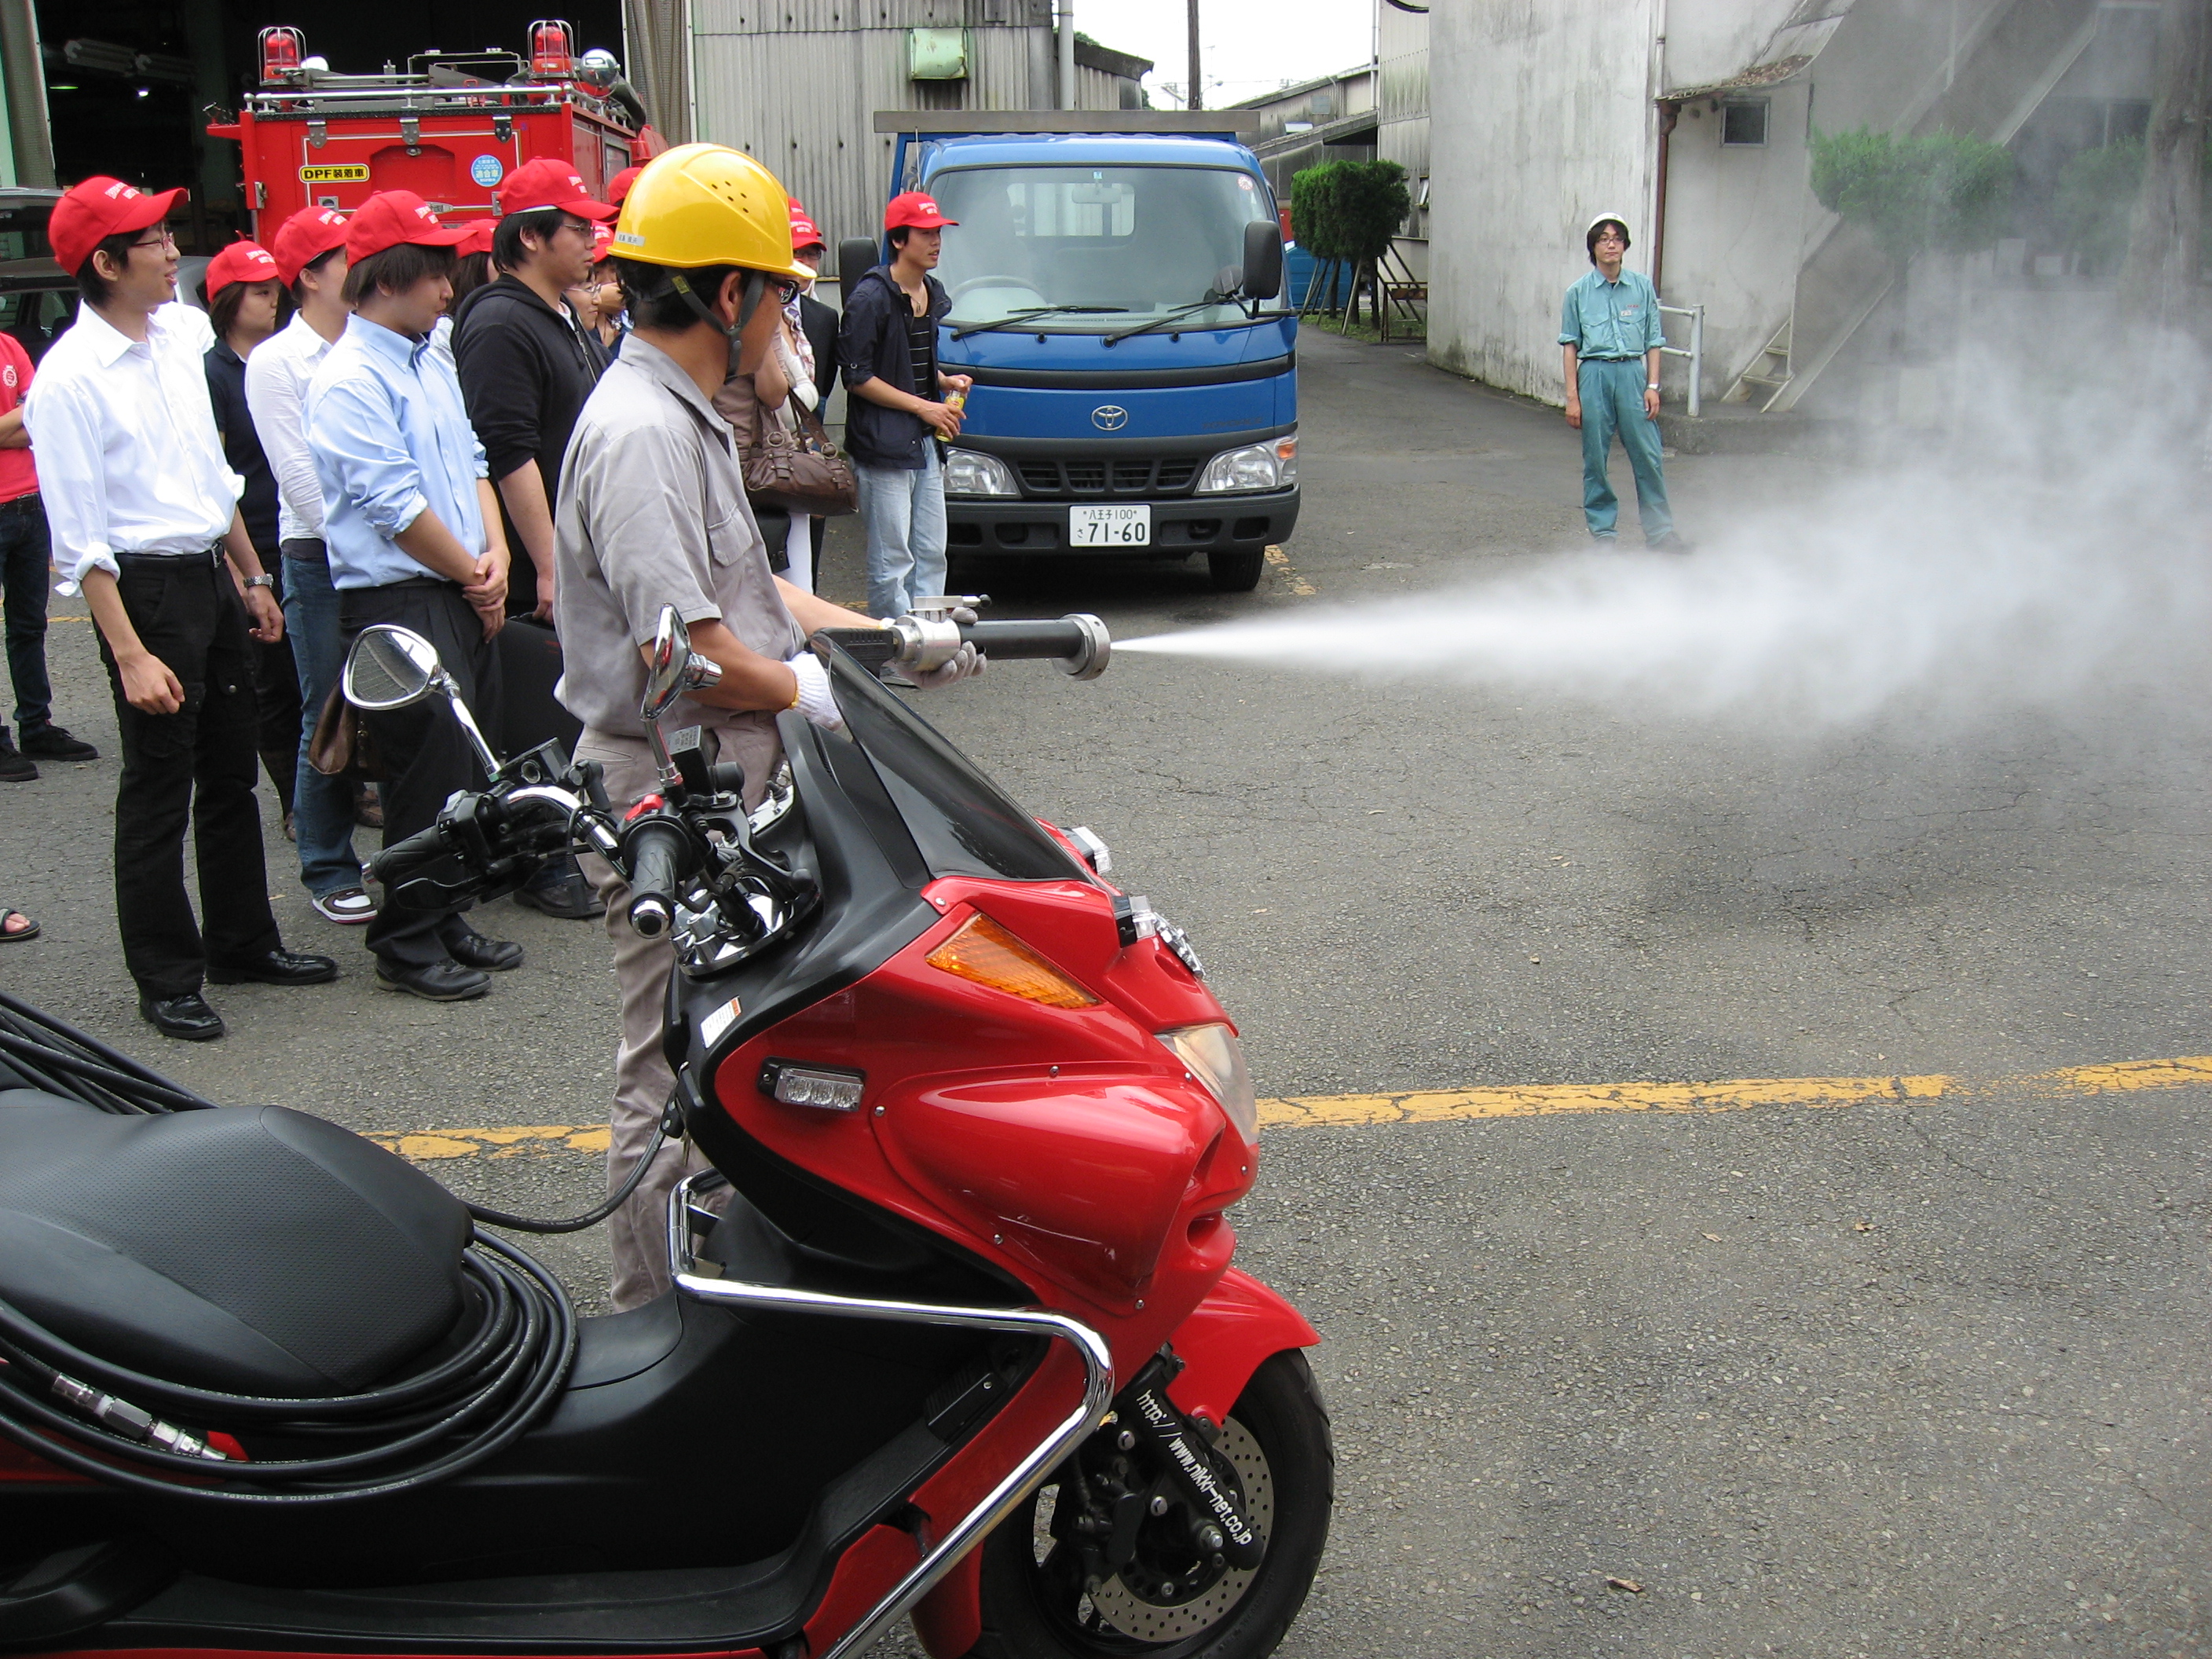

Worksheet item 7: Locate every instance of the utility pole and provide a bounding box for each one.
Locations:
[1187,0,1201,109]
[2118,0,2210,331]
[1060,0,1077,111]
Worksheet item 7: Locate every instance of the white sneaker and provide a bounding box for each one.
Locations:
[312,886,377,925]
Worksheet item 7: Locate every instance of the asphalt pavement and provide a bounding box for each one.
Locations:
[1,328,2205,1657]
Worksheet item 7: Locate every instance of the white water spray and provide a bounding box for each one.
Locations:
[1120,368,2212,731]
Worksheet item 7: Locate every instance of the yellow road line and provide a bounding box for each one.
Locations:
[1263,544,1316,595]
[369,1056,2212,1160]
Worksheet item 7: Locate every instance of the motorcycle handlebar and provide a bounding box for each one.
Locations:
[368,822,455,888]
[624,819,689,938]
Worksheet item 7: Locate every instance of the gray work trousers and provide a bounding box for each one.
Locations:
[573,728,709,1309]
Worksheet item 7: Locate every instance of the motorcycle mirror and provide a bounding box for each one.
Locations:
[344,625,441,711]
[641,606,723,723]
[342,622,507,781]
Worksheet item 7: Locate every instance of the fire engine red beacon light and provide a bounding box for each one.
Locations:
[529,20,576,79]
[258,26,303,85]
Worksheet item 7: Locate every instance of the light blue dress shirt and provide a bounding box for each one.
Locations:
[1558,268,1667,361]
[306,313,489,591]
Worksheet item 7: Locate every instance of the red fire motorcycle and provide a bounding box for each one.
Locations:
[0,611,1332,1659]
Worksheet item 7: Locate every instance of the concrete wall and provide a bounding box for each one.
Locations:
[1428,0,1662,401]
[1656,78,1818,403]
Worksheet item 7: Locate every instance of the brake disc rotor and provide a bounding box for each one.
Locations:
[1087,1416,1276,1643]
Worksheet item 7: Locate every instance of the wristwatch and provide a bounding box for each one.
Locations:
[244,574,275,589]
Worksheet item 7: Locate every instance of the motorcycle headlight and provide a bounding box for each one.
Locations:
[1196,434,1297,494]
[1159,1022,1258,1144]
[943,448,1019,497]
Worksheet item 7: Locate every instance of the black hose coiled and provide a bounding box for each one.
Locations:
[0,989,581,1503]
[0,1227,575,1503]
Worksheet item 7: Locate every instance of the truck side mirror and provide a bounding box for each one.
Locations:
[1242,220,1284,302]
[838,236,881,308]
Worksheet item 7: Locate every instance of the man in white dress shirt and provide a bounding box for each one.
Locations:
[245,205,375,927]
[25,178,336,1041]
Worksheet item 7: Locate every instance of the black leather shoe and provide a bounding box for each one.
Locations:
[20,726,98,762]
[446,931,523,972]
[0,742,35,783]
[512,858,604,921]
[207,948,339,986]
[140,992,225,1042]
[375,960,490,1002]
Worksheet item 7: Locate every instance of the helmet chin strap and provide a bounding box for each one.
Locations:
[668,268,767,339]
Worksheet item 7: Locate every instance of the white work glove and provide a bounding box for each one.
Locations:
[910,640,987,688]
[784,651,844,731]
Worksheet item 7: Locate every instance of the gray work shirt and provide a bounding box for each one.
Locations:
[554,334,805,796]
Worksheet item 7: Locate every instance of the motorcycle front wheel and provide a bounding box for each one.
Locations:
[966,1350,1334,1659]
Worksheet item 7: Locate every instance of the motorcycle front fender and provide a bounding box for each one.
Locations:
[1163,1267,1320,1429]
[909,1270,1317,1658]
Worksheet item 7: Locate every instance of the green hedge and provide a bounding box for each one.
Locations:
[1809,127,2013,266]
[1291,159,1412,264]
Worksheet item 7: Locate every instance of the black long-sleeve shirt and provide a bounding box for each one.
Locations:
[203,339,280,551]
[451,276,606,616]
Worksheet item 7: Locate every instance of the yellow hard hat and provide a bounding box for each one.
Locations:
[610,143,812,280]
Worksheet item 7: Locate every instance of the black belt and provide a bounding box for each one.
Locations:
[116,545,222,570]
[1577,356,1638,364]
[379,574,463,592]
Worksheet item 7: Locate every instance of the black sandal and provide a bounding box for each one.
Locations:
[0,907,39,943]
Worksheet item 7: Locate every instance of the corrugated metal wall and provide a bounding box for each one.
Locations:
[691,0,1136,269]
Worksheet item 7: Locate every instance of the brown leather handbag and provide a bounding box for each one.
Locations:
[716,371,858,518]
[306,683,386,782]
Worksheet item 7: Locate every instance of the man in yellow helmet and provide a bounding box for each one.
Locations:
[551,143,983,1307]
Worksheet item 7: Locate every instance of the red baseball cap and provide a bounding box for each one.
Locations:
[496,157,617,220]
[49,177,187,276]
[454,218,497,258]
[269,205,350,285]
[203,240,282,295]
[344,191,470,262]
[884,191,957,231]
[590,222,613,262]
[606,166,643,207]
[789,208,824,251]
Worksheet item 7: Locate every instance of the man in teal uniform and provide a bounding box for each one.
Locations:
[1559,213,1683,550]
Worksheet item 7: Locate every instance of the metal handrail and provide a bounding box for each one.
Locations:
[1657,302,1705,419]
[665,1170,1117,1659]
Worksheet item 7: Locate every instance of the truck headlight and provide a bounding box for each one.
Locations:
[1159,1022,1258,1144]
[1196,433,1298,494]
[943,448,1019,497]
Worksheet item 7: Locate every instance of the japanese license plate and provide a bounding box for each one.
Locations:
[1069,504,1152,547]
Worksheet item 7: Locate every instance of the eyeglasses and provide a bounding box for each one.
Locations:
[130,228,178,251]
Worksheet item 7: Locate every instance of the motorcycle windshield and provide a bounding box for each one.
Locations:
[825,646,1094,884]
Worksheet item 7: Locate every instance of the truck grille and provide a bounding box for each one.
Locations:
[1017,457,1202,497]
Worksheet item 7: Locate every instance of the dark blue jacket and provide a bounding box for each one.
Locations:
[837,265,948,470]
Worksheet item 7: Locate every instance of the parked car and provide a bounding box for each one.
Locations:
[0,188,75,362]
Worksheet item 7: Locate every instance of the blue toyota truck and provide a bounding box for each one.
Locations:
[850,111,1297,593]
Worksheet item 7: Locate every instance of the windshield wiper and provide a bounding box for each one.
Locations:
[950,304,1127,341]
[1104,292,1249,346]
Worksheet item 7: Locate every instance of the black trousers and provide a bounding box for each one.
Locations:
[339,580,504,970]
[98,555,281,998]
[248,548,302,814]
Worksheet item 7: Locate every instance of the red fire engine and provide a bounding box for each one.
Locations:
[206,20,661,240]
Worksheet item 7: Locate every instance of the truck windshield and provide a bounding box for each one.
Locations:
[930,164,1276,334]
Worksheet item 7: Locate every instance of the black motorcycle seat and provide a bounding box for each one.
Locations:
[0,1096,471,1397]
